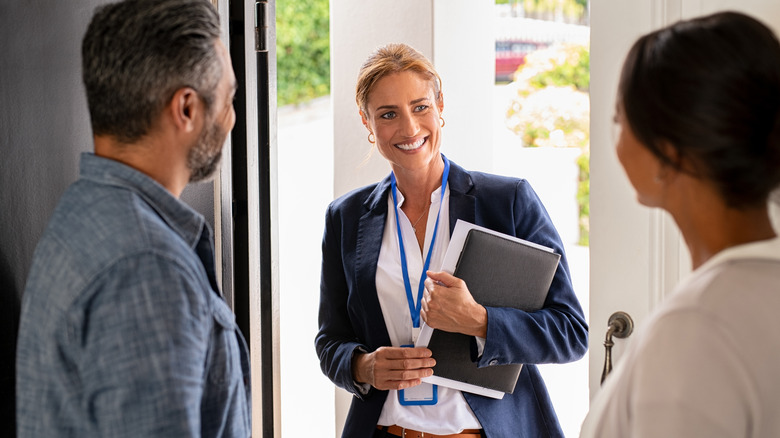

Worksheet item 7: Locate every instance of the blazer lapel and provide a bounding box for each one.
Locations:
[447,160,476,235]
[354,176,393,348]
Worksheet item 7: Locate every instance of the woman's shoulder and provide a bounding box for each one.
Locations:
[449,161,531,193]
[640,257,780,356]
[467,169,537,200]
[327,180,387,215]
[672,254,780,309]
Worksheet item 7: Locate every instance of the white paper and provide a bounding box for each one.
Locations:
[423,374,505,399]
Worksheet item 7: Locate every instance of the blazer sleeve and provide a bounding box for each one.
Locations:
[314,203,373,400]
[478,179,588,367]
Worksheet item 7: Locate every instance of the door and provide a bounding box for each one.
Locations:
[228,1,280,437]
[589,0,780,400]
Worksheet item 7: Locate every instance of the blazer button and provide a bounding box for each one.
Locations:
[488,359,498,366]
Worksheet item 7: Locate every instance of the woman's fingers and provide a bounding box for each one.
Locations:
[368,346,435,391]
[422,271,488,337]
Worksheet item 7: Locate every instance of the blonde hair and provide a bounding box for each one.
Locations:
[355,43,442,115]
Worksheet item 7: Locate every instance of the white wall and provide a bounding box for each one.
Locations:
[432,1,495,173]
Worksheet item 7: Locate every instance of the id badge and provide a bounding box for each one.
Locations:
[399,382,437,406]
[398,344,437,406]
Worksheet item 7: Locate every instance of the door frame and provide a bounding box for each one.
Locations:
[228,1,280,437]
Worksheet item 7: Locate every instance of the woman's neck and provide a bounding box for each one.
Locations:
[658,172,776,269]
[673,200,776,270]
[392,156,445,252]
[392,157,445,208]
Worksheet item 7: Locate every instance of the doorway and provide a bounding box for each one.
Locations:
[276,1,591,436]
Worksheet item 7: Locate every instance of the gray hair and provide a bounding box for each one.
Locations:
[82,0,222,143]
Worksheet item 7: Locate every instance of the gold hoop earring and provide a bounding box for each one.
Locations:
[440,116,445,128]
[368,132,375,144]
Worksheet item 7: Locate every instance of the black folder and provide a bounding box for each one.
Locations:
[426,228,561,394]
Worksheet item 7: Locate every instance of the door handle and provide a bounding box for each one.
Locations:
[601,311,634,384]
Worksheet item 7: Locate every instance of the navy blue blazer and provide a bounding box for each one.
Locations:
[316,160,588,438]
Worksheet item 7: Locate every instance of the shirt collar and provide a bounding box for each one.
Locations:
[78,152,206,249]
[698,236,780,273]
[393,184,447,208]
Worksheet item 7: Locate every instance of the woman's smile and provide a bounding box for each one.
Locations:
[395,137,427,151]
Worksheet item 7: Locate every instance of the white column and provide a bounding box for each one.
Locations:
[433,0,495,172]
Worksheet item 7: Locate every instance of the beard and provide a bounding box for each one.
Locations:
[188,115,227,183]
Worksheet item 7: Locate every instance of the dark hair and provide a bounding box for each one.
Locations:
[82,0,222,143]
[618,11,780,208]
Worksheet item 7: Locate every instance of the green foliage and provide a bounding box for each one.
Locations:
[276,0,330,106]
[505,42,591,245]
[529,46,589,91]
[522,0,586,21]
[496,0,588,24]
[505,44,590,149]
[576,150,589,246]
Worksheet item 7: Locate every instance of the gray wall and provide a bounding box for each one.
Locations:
[0,2,215,435]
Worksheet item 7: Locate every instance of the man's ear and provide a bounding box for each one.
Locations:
[169,87,201,133]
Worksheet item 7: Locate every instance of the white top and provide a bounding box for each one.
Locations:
[580,237,780,438]
[375,184,482,434]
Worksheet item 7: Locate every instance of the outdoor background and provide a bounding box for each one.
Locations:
[276,1,591,436]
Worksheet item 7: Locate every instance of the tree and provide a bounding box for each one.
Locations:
[495,0,588,25]
[505,43,589,148]
[505,42,591,245]
[276,0,330,106]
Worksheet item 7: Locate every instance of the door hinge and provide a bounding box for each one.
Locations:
[254,1,269,53]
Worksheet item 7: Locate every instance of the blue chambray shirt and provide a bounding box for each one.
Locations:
[16,153,251,437]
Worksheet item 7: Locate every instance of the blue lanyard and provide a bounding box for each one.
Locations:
[390,155,450,328]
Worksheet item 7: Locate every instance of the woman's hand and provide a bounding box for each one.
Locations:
[421,270,488,338]
[352,346,435,391]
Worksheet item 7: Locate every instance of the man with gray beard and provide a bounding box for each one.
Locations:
[15,0,249,436]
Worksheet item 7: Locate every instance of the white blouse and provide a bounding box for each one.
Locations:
[580,237,780,438]
[374,183,482,434]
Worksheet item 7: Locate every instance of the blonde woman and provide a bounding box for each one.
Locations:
[316,43,588,438]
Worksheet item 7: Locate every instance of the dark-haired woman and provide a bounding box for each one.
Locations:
[581,11,780,437]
